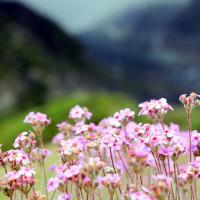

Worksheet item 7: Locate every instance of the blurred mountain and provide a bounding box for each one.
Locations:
[80,0,200,101]
[171,0,200,36]
[0,1,97,113]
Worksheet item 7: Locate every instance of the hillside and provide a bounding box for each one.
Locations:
[0,2,97,113]
[80,1,200,101]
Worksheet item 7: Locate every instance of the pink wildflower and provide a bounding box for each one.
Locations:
[24,111,50,127]
[4,150,30,169]
[30,148,52,162]
[47,176,61,192]
[138,98,173,121]
[97,173,121,189]
[57,193,72,200]
[52,133,65,145]
[114,108,135,125]
[69,105,92,121]
[179,92,200,111]
[128,191,153,200]
[101,132,122,151]
[13,132,36,153]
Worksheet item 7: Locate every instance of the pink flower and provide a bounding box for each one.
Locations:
[128,191,153,200]
[158,145,173,158]
[152,174,172,188]
[63,164,82,179]
[97,173,121,188]
[4,150,30,169]
[57,121,72,133]
[24,112,50,128]
[101,132,122,151]
[84,157,105,173]
[179,92,200,111]
[191,131,200,153]
[138,98,173,121]
[52,133,65,145]
[59,137,85,162]
[18,167,35,177]
[3,167,35,192]
[57,193,72,200]
[128,144,153,173]
[31,148,52,162]
[69,105,92,121]
[47,176,61,192]
[114,108,135,125]
[49,164,57,172]
[13,132,36,153]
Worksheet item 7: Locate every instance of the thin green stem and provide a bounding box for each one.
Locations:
[38,135,49,200]
[187,110,192,162]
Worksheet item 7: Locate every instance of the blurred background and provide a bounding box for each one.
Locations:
[0,0,200,148]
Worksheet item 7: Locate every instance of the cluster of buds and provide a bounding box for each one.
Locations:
[73,122,99,141]
[113,108,135,126]
[57,121,72,135]
[0,167,35,198]
[123,184,153,200]
[3,150,30,170]
[128,145,150,174]
[13,132,36,154]
[150,175,172,200]
[83,157,105,175]
[24,112,51,134]
[178,159,200,187]
[100,132,122,151]
[52,122,73,145]
[59,138,84,163]
[47,164,82,192]
[97,173,121,196]
[179,92,200,112]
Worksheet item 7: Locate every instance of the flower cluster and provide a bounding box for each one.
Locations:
[69,105,92,122]
[179,92,200,112]
[0,111,51,200]
[0,93,200,200]
[138,98,173,122]
[24,112,51,128]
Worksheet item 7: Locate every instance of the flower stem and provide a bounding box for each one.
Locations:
[187,110,192,162]
[118,151,134,183]
[38,135,49,200]
[109,148,116,173]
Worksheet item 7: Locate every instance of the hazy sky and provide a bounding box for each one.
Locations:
[17,0,189,33]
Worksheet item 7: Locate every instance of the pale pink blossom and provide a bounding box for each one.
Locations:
[97,173,121,188]
[30,148,52,162]
[128,191,153,200]
[47,176,61,192]
[69,105,92,121]
[179,92,200,111]
[114,108,135,125]
[57,193,72,200]
[138,98,173,121]
[24,111,50,127]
